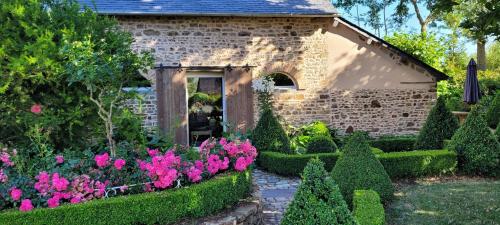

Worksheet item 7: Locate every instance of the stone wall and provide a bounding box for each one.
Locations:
[270,88,436,136]
[118,16,438,136]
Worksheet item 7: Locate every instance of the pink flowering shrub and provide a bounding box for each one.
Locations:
[0,137,257,212]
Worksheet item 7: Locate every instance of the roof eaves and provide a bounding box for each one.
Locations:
[99,11,339,17]
[336,17,449,81]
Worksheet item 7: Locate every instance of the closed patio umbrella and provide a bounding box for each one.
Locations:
[463,58,481,104]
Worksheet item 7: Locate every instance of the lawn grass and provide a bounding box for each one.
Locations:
[386,178,500,225]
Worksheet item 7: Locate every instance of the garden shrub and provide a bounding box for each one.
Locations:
[496,122,500,141]
[252,108,290,153]
[353,190,385,225]
[302,121,331,138]
[331,132,394,205]
[449,107,500,176]
[0,171,252,225]
[306,135,337,153]
[378,150,457,178]
[414,96,459,150]
[486,92,500,128]
[369,136,416,152]
[281,159,356,225]
[259,150,456,178]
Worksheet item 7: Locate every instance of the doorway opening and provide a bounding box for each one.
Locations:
[187,72,224,146]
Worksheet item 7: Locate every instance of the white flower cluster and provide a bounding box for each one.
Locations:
[252,76,275,93]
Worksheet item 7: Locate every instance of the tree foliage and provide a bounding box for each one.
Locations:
[485,92,500,128]
[385,32,447,70]
[414,96,459,149]
[281,158,356,225]
[0,0,152,154]
[0,0,102,149]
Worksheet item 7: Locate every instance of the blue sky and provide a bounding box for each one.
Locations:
[333,2,478,55]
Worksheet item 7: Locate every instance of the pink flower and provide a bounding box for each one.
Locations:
[219,137,228,146]
[186,166,202,182]
[34,171,50,195]
[234,157,248,171]
[51,173,69,192]
[94,153,110,168]
[194,160,204,171]
[19,199,34,212]
[70,196,81,204]
[220,157,229,170]
[55,155,64,164]
[0,169,7,183]
[147,148,160,157]
[144,183,153,192]
[0,152,14,167]
[47,196,60,208]
[119,185,128,193]
[10,187,22,201]
[206,154,222,175]
[31,104,42,114]
[137,159,148,171]
[114,159,126,170]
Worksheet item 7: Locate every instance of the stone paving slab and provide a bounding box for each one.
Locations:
[252,169,301,225]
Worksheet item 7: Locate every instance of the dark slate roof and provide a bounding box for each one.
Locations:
[76,0,338,17]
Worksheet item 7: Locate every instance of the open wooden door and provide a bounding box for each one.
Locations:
[156,68,188,145]
[224,67,254,133]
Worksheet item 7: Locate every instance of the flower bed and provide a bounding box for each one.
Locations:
[0,171,252,225]
[258,150,457,178]
[0,137,257,214]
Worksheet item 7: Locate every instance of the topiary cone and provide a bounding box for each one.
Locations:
[449,107,500,176]
[414,96,459,150]
[331,132,394,205]
[252,107,290,153]
[281,158,356,225]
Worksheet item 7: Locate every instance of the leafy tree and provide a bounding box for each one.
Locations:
[486,41,500,70]
[449,107,500,176]
[62,14,152,157]
[385,32,447,70]
[414,96,459,149]
[281,158,356,225]
[0,0,102,150]
[458,0,500,70]
[331,132,394,205]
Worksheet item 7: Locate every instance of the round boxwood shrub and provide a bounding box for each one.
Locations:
[414,96,459,150]
[486,92,500,128]
[281,158,356,225]
[331,132,394,205]
[449,107,500,176]
[306,135,337,153]
[252,108,291,153]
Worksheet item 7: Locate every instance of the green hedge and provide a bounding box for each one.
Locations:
[259,150,456,178]
[369,137,416,152]
[258,152,341,176]
[353,190,385,225]
[377,150,457,178]
[0,171,252,225]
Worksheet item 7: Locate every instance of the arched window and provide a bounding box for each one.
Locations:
[267,72,296,90]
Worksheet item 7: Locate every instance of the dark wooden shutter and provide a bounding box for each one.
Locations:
[224,67,254,133]
[156,68,188,145]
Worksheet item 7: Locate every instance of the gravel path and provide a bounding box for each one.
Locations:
[252,169,301,225]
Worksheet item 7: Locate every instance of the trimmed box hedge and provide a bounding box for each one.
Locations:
[353,190,385,225]
[369,137,416,152]
[378,150,457,178]
[259,150,456,178]
[0,171,252,225]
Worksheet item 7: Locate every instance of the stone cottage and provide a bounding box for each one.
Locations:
[78,0,448,145]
